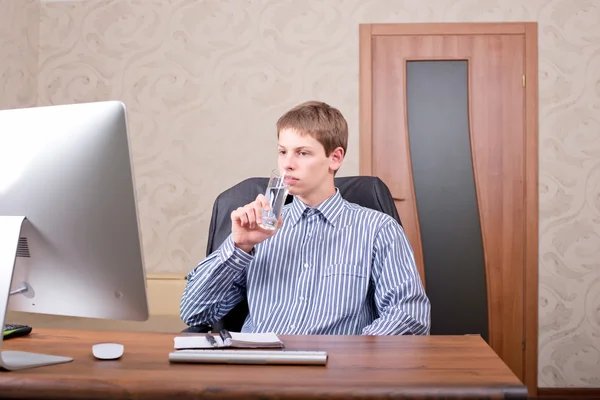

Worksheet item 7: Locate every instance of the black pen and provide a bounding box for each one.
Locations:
[219,329,232,347]
[204,333,218,347]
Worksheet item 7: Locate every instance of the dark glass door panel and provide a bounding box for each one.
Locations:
[405,60,488,342]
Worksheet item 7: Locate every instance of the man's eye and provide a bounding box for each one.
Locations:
[278,150,286,155]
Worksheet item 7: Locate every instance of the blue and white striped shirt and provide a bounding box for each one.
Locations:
[181,189,430,335]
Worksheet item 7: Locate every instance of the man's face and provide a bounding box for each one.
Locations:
[277,128,341,197]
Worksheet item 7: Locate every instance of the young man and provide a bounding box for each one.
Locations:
[180,101,430,335]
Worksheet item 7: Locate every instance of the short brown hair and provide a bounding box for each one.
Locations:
[276,101,348,156]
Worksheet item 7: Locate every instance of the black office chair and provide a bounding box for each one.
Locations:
[182,175,401,333]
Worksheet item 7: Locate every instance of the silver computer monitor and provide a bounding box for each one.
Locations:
[0,101,149,370]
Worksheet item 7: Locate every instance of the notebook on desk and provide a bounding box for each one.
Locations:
[171,331,327,365]
[174,331,284,350]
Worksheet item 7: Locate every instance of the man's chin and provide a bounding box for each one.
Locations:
[287,184,305,196]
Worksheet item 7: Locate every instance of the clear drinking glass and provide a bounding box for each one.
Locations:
[259,169,289,230]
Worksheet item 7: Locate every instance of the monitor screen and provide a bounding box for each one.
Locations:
[0,101,149,325]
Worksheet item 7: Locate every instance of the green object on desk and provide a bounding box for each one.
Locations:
[3,323,32,340]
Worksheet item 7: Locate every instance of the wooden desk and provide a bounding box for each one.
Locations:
[1,329,527,400]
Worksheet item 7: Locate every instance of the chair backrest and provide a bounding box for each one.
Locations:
[201,175,401,332]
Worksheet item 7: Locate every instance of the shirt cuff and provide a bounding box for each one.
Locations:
[218,235,254,272]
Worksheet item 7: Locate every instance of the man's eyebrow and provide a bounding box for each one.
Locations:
[278,146,313,150]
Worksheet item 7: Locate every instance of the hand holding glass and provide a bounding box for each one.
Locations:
[258,169,289,230]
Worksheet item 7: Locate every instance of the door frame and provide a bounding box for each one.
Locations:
[359,22,538,396]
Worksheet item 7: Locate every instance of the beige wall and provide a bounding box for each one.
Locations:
[1,0,599,389]
[0,0,38,109]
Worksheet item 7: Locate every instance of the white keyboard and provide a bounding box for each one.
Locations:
[168,349,328,366]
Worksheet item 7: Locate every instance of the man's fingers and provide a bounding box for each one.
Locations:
[252,200,264,225]
[244,205,257,228]
[233,197,277,230]
[231,207,248,226]
[256,194,270,212]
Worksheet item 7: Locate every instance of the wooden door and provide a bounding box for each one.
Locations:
[359,23,538,395]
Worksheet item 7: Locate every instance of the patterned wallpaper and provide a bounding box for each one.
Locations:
[1,0,599,388]
[0,0,38,109]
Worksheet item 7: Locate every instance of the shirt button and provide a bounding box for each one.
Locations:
[303,263,308,269]
[289,324,295,329]
[299,296,305,301]
[233,257,240,264]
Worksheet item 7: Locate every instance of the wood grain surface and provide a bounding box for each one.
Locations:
[0,329,527,400]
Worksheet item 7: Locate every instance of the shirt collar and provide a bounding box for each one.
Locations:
[288,189,345,227]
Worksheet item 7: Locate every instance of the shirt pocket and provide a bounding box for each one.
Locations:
[319,264,369,317]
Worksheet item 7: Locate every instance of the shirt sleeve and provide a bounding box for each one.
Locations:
[179,235,254,326]
[361,219,431,335]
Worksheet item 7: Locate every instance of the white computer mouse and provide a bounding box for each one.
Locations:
[92,343,124,360]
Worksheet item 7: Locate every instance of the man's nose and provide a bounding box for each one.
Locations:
[282,155,295,170]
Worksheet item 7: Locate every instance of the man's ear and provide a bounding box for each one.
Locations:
[329,147,344,172]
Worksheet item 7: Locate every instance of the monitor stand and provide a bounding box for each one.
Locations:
[0,216,73,371]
